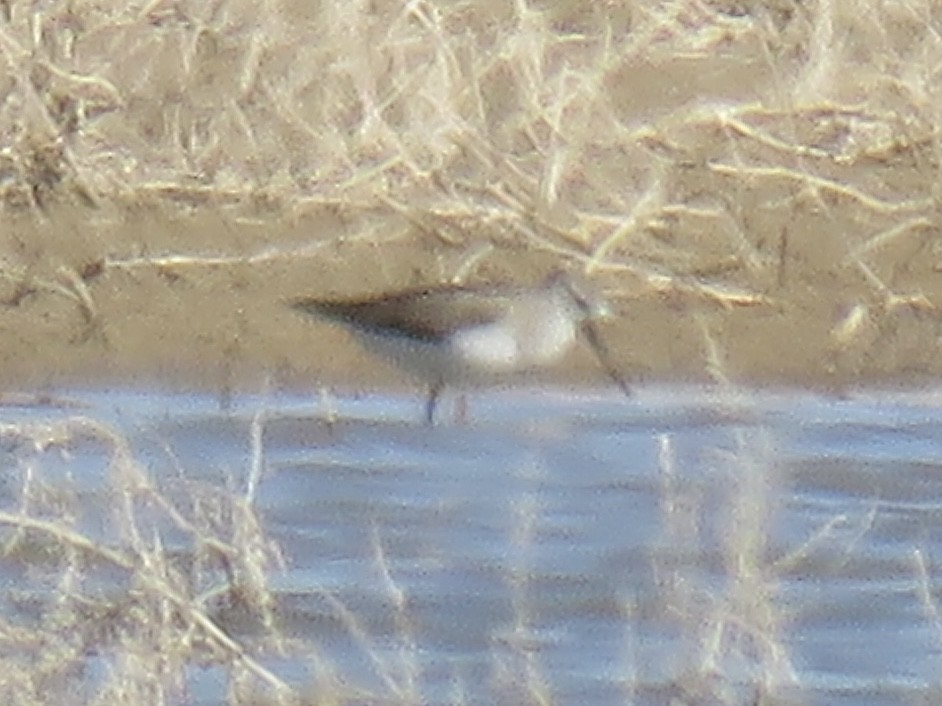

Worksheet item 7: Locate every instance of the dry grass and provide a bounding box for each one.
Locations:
[0,391,869,706]
[0,387,933,705]
[654,419,806,706]
[0,415,290,705]
[2,0,940,276]
[0,2,940,699]
[0,1,941,390]
[0,404,791,706]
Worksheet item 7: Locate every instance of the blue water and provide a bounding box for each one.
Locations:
[2,385,941,705]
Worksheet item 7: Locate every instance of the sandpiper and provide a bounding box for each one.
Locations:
[290,271,629,423]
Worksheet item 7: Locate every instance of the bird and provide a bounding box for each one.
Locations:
[289,270,630,424]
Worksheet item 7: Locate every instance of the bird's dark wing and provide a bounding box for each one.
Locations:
[290,286,514,342]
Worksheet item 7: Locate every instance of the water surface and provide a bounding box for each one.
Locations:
[2,386,940,705]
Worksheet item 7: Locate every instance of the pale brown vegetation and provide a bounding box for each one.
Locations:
[1,3,941,699]
[1,1,940,392]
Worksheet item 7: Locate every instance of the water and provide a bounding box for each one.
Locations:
[2,386,941,705]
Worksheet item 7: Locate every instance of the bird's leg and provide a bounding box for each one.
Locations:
[455,393,468,424]
[425,381,444,425]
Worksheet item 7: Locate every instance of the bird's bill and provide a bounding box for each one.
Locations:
[580,320,631,397]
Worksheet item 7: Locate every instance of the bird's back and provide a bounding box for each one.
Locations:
[290,286,516,342]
